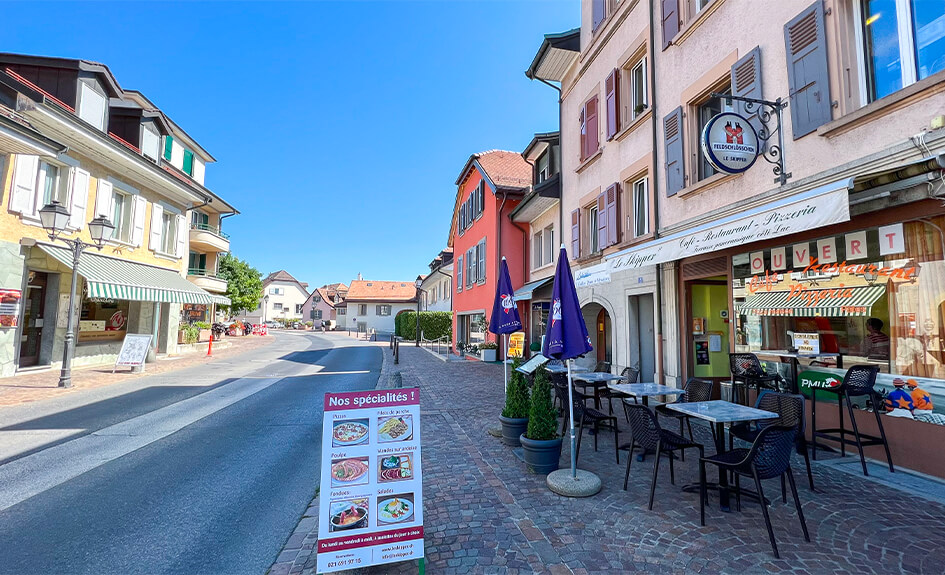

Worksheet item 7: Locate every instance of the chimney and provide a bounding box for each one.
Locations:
[357,272,363,281]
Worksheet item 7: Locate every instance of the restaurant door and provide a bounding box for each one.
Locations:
[686,278,731,382]
[19,271,48,367]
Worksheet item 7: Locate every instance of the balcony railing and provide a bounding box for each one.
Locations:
[190,222,229,239]
[188,267,219,277]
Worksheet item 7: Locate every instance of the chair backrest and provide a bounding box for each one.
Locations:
[744,425,798,480]
[594,361,611,373]
[842,364,880,396]
[730,353,765,378]
[755,391,806,433]
[684,377,715,403]
[622,403,662,451]
[620,366,640,384]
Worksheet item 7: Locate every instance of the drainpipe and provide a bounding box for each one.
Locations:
[534,77,566,253]
[649,0,666,386]
[497,189,509,358]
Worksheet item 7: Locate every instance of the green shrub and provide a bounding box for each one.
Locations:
[501,358,530,419]
[395,311,452,340]
[526,367,558,440]
[180,324,200,344]
[193,321,211,329]
[480,341,498,350]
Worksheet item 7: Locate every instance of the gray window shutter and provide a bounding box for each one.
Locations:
[592,0,605,30]
[661,0,679,49]
[731,47,764,143]
[784,2,831,139]
[664,107,684,196]
[457,256,463,291]
[478,181,485,215]
[605,183,620,246]
[596,192,607,251]
[477,239,486,282]
[570,209,581,258]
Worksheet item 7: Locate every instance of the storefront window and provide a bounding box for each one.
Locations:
[78,297,130,343]
[182,304,208,323]
[733,218,945,424]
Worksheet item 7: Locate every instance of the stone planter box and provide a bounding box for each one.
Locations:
[481,349,497,362]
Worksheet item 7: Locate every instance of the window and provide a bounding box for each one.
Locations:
[38,161,65,207]
[313,295,321,303]
[77,82,106,131]
[269,287,284,295]
[192,211,209,229]
[337,307,346,316]
[188,251,207,273]
[466,247,475,287]
[687,0,712,18]
[358,304,368,316]
[377,305,391,316]
[589,205,600,254]
[161,211,178,254]
[477,238,486,284]
[295,304,304,314]
[695,87,733,181]
[630,59,647,120]
[456,255,463,292]
[111,190,133,243]
[536,151,550,183]
[533,231,543,270]
[858,0,945,102]
[313,309,323,320]
[141,125,160,161]
[580,96,600,161]
[273,303,283,311]
[543,225,554,265]
[631,178,650,237]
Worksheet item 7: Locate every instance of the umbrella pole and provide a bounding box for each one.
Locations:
[503,333,509,393]
[567,358,577,480]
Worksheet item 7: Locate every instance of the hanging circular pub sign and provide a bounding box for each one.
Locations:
[700,112,760,175]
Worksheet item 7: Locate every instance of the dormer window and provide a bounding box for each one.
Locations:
[77,80,107,131]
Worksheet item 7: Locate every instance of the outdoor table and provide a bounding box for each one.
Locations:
[665,400,778,512]
[572,372,624,409]
[543,364,590,375]
[754,351,843,394]
[607,382,685,407]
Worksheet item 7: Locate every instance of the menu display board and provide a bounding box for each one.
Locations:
[317,389,424,573]
[113,334,152,372]
[0,289,22,328]
[508,332,525,358]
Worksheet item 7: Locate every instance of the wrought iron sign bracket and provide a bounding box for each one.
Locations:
[711,92,792,186]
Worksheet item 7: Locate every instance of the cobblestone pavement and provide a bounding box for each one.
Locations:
[273,346,945,574]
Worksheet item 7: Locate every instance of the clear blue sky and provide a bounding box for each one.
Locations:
[3,1,576,288]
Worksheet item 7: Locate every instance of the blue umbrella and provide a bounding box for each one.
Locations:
[543,245,593,479]
[489,257,523,392]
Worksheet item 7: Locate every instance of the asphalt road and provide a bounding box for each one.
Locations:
[0,331,382,575]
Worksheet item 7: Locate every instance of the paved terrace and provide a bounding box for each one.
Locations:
[273,345,945,575]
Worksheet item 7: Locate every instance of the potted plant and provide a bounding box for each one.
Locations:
[634,103,648,116]
[457,341,466,357]
[520,367,563,474]
[480,341,499,362]
[498,358,530,447]
[194,321,212,342]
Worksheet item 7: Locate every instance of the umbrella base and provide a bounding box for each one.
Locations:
[546,469,602,497]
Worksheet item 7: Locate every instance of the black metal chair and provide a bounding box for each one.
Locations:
[654,378,717,455]
[601,366,640,417]
[730,391,815,493]
[593,360,611,373]
[729,353,786,405]
[620,403,703,510]
[574,389,620,464]
[810,364,894,476]
[699,425,811,559]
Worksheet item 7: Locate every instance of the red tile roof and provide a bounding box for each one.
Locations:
[345,280,417,302]
[474,150,531,189]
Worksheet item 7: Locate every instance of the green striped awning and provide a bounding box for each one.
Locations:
[742,285,886,317]
[38,244,216,305]
[209,294,231,306]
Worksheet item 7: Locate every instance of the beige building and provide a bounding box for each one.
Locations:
[240,270,310,324]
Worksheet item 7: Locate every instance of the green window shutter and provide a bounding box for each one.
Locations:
[163,135,173,160]
[183,150,194,175]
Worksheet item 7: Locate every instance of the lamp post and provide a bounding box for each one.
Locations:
[38,201,114,388]
[415,277,424,347]
[263,294,269,323]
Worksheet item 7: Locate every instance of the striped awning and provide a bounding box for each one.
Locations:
[742,285,886,317]
[38,244,216,305]
[209,294,231,306]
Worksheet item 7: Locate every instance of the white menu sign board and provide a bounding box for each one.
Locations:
[317,388,424,573]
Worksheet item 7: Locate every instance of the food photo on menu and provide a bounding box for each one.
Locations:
[377,415,412,443]
[330,457,370,488]
[328,497,370,532]
[331,418,369,448]
[376,493,414,526]
[377,453,413,483]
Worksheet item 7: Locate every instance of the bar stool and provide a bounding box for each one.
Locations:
[729,353,785,406]
[810,364,894,476]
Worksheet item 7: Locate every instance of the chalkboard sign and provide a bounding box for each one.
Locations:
[114,333,153,372]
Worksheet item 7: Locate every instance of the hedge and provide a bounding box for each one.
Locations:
[395,311,452,341]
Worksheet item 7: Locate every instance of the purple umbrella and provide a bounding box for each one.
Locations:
[543,245,593,479]
[489,257,523,392]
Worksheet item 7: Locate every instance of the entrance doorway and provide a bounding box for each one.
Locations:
[685,277,731,384]
[628,294,656,382]
[580,302,612,366]
[19,271,48,368]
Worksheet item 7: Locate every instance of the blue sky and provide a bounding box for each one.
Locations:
[3,1,575,287]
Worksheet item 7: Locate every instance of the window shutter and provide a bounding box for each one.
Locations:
[131,196,147,246]
[478,239,486,282]
[9,154,39,214]
[663,107,685,196]
[67,168,90,230]
[175,214,187,257]
[579,107,587,161]
[149,203,163,251]
[94,179,114,218]
[570,209,581,258]
[605,69,620,139]
[596,193,608,251]
[478,182,485,215]
[731,47,764,143]
[163,135,173,161]
[457,256,463,291]
[586,96,599,157]
[376,305,381,315]
[784,3,831,138]
[661,0,680,49]
[460,203,465,230]
[605,183,620,246]
[182,149,194,175]
[592,0,606,30]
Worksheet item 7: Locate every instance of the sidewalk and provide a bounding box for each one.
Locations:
[272,346,945,574]
[0,335,275,408]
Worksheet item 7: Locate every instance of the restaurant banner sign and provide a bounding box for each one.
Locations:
[608,180,852,272]
[574,262,611,287]
[317,389,424,573]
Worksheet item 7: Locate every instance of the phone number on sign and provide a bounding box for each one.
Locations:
[326,557,362,569]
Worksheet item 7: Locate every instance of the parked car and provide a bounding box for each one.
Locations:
[264,321,280,329]
[291,322,302,330]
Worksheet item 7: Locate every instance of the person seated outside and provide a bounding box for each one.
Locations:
[885,378,915,418]
[907,378,935,416]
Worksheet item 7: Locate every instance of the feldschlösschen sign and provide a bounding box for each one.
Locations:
[701,111,760,175]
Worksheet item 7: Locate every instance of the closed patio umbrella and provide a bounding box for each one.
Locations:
[489,257,523,392]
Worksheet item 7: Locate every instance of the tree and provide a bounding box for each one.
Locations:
[217,253,263,316]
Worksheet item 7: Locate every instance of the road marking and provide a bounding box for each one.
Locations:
[0,376,281,512]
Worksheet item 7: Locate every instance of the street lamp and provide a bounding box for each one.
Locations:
[38,200,114,388]
[263,294,269,323]
[415,277,424,347]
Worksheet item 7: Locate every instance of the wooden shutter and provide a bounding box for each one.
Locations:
[67,168,90,230]
[460,203,465,231]
[579,107,587,161]
[663,107,684,196]
[661,0,679,49]
[131,195,147,246]
[183,149,194,175]
[163,135,173,161]
[586,96,599,157]
[593,0,606,30]
[175,214,187,257]
[605,69,620,139]
[731,47,764,143]
[149,203,163,251]
[456,256,463,292]
[9,154,39,214]
[570,209,581,258]
[478,239,486,282]
[596,193,607,251]
[478,181,485,215]
[605,183,620,246]
[94,179,114,218]
[784,2,831,138]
